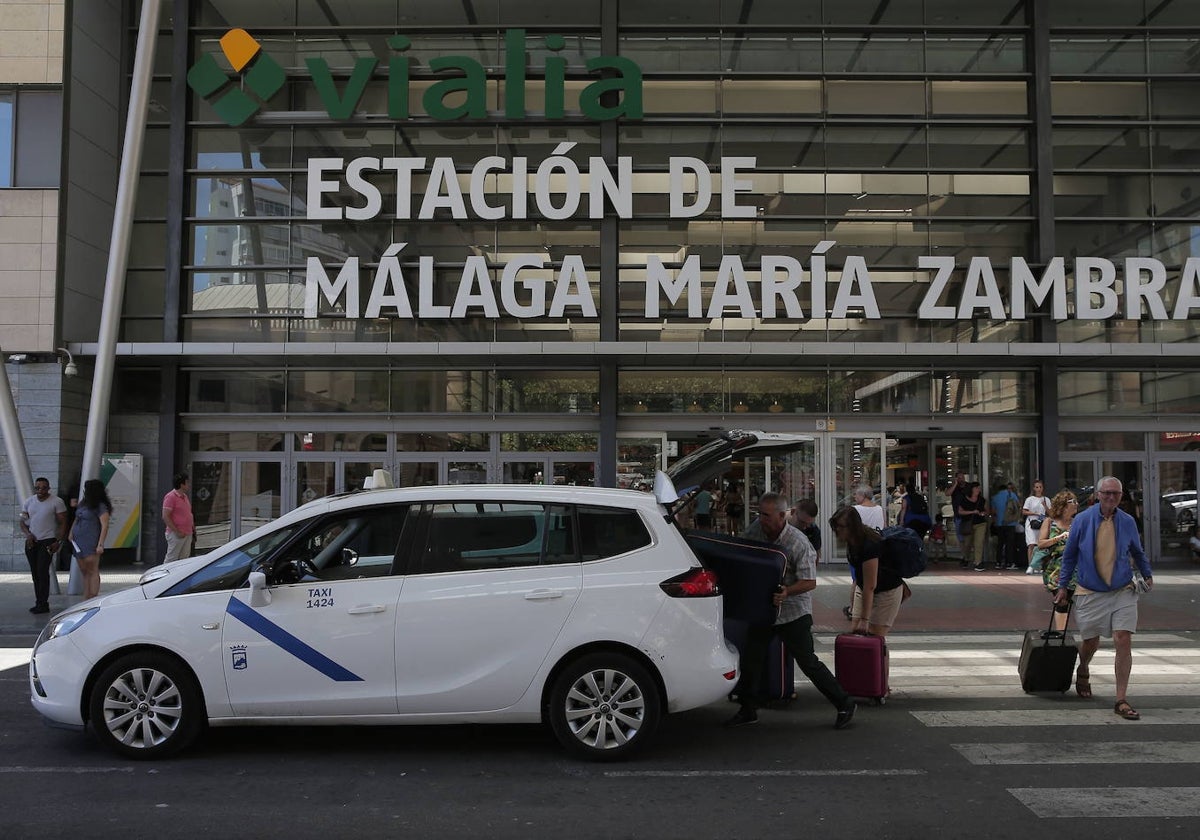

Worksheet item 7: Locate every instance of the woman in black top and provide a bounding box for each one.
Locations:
[959,482,989,570]
[830,506,905,638]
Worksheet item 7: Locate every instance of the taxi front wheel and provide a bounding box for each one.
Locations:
[548,652,661,761]
[89,652,204,759]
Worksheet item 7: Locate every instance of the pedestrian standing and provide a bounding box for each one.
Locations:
[724,493,856,730]
[948,471,970,567]
[162,471,195,562]
[692,481,715,530]
[852,485,885,530]
[990,480,1023,570]
[69,479,112,600]
[19,477,67,614]
[1055,476,1152,720]
[1022,479,1051,572]
[960,482,989,571]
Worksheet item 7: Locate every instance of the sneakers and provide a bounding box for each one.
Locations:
[724,707,758,728]
[834,701,857,730]
[29,604,49,614]
[973,564,986,571]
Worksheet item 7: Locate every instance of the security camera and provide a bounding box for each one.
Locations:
[56,348,78,378]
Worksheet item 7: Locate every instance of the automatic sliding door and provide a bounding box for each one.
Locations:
[191,459,232,553]
[239,462,281,535]
[1156,459,1198,562]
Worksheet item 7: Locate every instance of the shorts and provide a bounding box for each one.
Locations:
[1072,588,1139,640]
[851,585,904,629]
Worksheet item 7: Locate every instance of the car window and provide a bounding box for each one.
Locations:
[269,505,408,584]
[420,501,546,573]
[577,505,651,561]
[162,523,302,597]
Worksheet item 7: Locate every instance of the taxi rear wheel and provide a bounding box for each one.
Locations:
[548,652,661,761]
[89,652,204,760]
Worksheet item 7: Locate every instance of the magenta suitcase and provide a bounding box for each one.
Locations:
[835,632,890,705]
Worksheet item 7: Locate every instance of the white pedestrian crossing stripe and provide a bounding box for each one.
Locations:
[0,648,31,673]
[914,708,1200,727]
[954,741,1200,765]
[1011,787,1200,818]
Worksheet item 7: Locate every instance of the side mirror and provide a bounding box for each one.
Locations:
[342,548,359,567]
[248,570,272,607]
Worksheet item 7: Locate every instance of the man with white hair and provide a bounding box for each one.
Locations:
[852,485,885,531]
[1055,476,1152,719]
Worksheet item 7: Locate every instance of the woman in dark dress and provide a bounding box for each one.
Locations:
[69,479,111,600]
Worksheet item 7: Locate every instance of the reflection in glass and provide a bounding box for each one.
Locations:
[297,461,335,505]
[188,371,286,413]
[1050,36,1146,75]
[190,460,232,553]
[397,462,438,487]
[825,34,923,73]
[1052,81,1146,118]
[287,370,389,413]
[1054,174,1151,218]
[932,81,1027,115]
[1053,127,1149,170]
[239,462,281,534]
[926,35,1025,74]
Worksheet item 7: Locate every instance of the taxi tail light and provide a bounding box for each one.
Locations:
[660,568,721,598]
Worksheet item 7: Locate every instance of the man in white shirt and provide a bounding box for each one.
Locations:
[19,477,67,614]
[852,485,885,531]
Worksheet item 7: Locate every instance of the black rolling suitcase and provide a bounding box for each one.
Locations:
[1018,603,1079,693]
[723,618,796,704]
[682,530,794,703]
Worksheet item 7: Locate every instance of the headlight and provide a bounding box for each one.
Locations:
[35,607,99,649]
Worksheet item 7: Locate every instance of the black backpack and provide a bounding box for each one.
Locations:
[880,525,928,578]
[906,492,929,516]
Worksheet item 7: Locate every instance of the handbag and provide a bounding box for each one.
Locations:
[1029,516,1045,530]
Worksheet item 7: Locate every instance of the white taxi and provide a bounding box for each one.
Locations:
[30,431,805,760]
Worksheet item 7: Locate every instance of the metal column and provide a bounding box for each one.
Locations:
[80,0,162,482]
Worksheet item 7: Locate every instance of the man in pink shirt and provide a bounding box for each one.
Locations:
[162,471,195,562]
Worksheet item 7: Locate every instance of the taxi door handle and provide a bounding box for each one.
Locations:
[525,589,564,600]
[347,604,386,615]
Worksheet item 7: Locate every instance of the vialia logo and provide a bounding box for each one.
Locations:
[188,28,643,127]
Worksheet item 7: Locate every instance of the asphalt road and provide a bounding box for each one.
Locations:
[4,630,1200,840]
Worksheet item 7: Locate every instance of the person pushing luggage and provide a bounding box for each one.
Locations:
[724,493,857,731]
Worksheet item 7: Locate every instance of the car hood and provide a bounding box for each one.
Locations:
[656,429,813,507]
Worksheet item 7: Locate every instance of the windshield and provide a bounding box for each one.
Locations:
[160,524,303,597]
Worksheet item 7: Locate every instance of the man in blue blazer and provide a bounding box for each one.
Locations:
[1055,476,1152,720]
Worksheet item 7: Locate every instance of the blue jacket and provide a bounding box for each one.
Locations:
[991,489,1021,527]
[1059,505,1151,593]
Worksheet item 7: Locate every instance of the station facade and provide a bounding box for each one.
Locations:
[3,0,1199,570]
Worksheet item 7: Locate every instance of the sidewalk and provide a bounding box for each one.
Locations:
[2,560,1198,637]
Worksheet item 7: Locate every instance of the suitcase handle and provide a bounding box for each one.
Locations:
[1040,599,1072,646]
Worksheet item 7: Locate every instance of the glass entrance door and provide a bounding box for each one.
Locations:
[828,434,885,563]
[1154,458,1198,563]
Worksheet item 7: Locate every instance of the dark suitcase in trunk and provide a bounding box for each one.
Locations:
[684,531,794,703]
[684,530,787,626]
[835,632,890,704]
[724,619,796,704]
[1018,605,1079,693]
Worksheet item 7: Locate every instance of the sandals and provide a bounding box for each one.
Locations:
[1114,700,1141,720]
[1075,669,1092,699]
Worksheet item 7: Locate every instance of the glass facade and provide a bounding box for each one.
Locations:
[95,0,1200,556]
